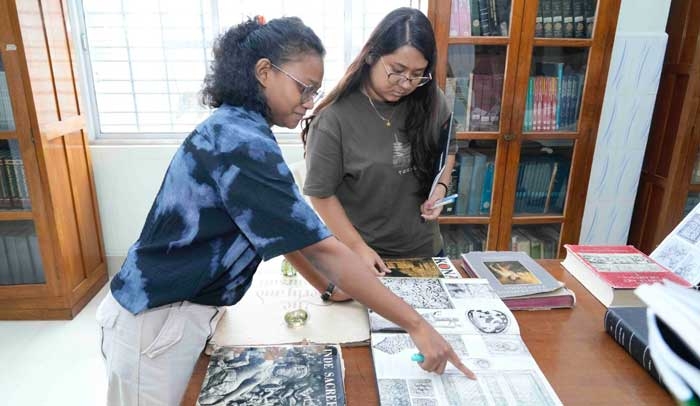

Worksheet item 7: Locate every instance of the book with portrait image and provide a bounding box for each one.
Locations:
[198,344,345,406]
[382,257,462,278]
[367,277,562,405]
[561,245,692,307]
[460,251,565,298]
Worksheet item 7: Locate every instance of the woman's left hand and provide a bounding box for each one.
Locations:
[420,193,445,221]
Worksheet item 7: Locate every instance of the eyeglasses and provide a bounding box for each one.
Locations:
[380,57,432,87]
[270,62,323,104]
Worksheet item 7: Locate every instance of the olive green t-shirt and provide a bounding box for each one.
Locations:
[304,88,452,257]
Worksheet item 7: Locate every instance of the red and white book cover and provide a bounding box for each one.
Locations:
[563,245,692,288]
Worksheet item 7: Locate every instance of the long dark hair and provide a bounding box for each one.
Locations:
[201,16,325,120]
[301,7,439,197]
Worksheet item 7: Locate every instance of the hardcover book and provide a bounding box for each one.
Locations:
[561,245,692,307]
[383,257,462,278]
[198,345,345,406]
[461,251,564,298]
[604,306,661,385]
[368,278,562,405]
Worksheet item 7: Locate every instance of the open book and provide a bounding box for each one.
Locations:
[651,201,700,287]
[369,277,562,405]
[207,256,369,352]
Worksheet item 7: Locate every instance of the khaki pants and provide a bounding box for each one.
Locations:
[96,291,224,406]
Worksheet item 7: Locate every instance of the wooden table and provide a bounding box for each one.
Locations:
[183,260,672,405]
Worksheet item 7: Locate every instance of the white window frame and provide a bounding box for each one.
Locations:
[68,0,427,144]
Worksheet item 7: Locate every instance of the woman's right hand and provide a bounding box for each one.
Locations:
[350,242,391,276]
[408,319,476,378]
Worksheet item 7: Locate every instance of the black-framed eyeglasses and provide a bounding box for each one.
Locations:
[380,57,432,87]
[270,62,323,104]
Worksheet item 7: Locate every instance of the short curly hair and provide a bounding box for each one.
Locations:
[200,16,325,118]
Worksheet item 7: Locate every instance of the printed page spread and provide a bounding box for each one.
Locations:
[369,278,562,405]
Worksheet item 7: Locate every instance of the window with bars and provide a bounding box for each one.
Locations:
[74,0,425,139]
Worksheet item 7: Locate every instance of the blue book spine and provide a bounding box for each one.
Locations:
[480,160,495,215]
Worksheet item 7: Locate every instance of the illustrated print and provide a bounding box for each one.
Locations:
[412,399,438,406]
[373,334,415,355]
[678,214,700,243]
[421,310,463,329]
[467,309,509,334]
[369,312,402,332]
[467,358,492,369]
[380,278,453,309]
[484,336,529,356]
[378,379,411,406]
[443,334,469,358]
[653,243,690,269]
[198,346,339,406]
[675,257,700,285]
[485,261,541,285]
[408,379,435,397]
[445,283,471,299]
[392,133,412,170]
[483,375,508,406]
[504,371,557,406]
[442,374,488,405]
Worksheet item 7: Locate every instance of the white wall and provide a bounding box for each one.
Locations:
[579,0,672,244]
[91,0,672,258]
[92,142,305,257]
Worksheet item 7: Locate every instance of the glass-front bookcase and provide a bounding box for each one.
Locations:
[429,0,620,259]
[0,0,106,319]
[0,53,45,286]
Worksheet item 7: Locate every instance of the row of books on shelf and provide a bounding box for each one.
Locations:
[0,148,31,209]
[524,71,584,131]
[535,0,596,39]
[0,221,44,286]
[445,73,503,133]
[449,0,510,37]
[441,224,562,261]
[0,70,15,131]
[443,149,569,217]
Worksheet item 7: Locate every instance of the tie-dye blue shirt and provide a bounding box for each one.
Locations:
[110,105,332,314]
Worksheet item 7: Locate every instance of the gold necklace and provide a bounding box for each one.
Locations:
[365,93,396,127]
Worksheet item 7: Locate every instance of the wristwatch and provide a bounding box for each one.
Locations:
[320,282,335,301]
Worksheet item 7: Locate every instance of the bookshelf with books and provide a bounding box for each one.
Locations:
[0,0,106,319]
[429,0,620,258]
[629,0,700,254]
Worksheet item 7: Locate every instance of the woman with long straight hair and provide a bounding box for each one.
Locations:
[301,7,456,274]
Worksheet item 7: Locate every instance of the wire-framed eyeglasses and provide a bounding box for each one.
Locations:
[270,62,323,104]
[380,57,432,87]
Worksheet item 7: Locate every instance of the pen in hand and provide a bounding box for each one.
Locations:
[431,193,458,208]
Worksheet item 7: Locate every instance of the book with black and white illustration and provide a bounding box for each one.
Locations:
[198,344,345,406]
[369,277,562,405]
[651,201,700,287]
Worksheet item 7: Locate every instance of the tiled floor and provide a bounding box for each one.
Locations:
[0,282,109,406]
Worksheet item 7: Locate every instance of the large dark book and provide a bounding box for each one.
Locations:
[535,1,544,37]
[584,0,596,38]
[562,0,575,37]
[477,0,493,36]
[494,0,510,36]
[198,345,345,406]
[542,0,554,37]
[604,307,662,385]
[572,0,586,38]
[551,0,564,37]
[470,0,482,36]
